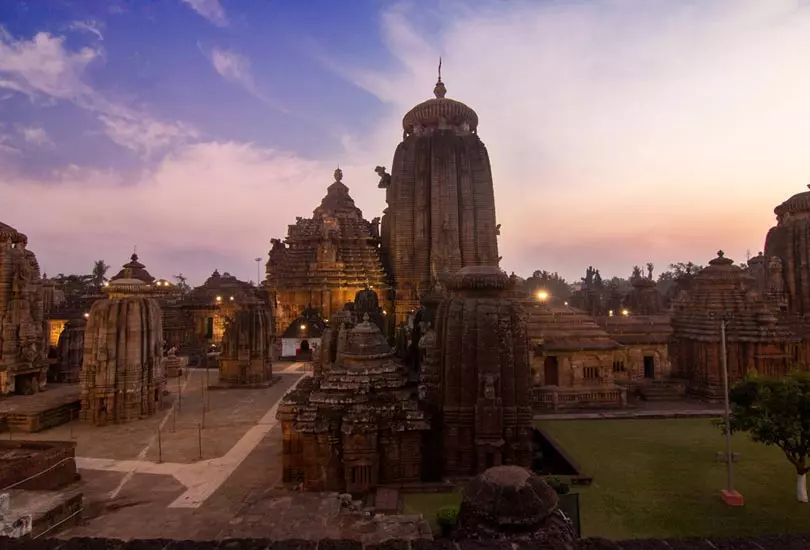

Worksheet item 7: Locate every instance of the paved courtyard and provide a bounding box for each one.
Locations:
[10,362,373,540]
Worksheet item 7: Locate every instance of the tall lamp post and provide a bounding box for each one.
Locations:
[254,257,262,287]
[711,310,745,507]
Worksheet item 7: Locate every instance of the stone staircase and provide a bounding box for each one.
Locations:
[636,380,686,401]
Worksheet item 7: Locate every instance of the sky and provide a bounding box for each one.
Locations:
[1,0,810,286]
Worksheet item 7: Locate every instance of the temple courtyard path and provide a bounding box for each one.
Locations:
[15,364,360,540]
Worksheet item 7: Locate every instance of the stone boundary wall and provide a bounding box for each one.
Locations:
[2,535,810,550]
[0,440,78,491]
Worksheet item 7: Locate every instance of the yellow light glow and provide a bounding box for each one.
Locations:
[608,310,614,317]
[300,324,306,330]
[564,301,568,306]
[383,310,387,315]
[83,312,89,318]
[104,281,109,287]
[229,296,234,301]
[536,290,549,301]
[621,309,630,316]
[216,296,222,302]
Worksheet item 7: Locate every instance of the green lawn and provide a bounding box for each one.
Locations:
[538,418,810,540]
[402,419,810,540]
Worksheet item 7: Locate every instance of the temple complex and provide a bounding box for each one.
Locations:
[670,251,803,399]
[181,270,263,347]
[266,168,389,335]
[523,296,626,410]
[378,70,500,325]
[215,303,274,387]
[277,312,428,492]
[79,276,164,426]
[0,222,48,395]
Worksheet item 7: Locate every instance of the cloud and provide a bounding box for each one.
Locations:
[18,126,53,147]
[6,0,810,285]
[0,142,346,285]
[69,20,104,41]
[181,0,228,27]
[0,30,195,156]
[206,47,289,113]
[326,0,810,279]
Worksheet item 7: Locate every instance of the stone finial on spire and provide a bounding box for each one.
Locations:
[334,167,343,182]
[434,56,447,99]
[717,250,725,258]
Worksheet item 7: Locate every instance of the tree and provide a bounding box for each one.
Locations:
[174,273,191,293]
[52,273,94,299]
[91,260,110,290]
[525,270,571,301]
[723,372,810,502]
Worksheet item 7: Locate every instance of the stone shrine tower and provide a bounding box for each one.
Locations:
[422,266,533,476]
[378,65,500,324]
[762,185,810,318]
[0,222,48,395]
[79,276,164,426]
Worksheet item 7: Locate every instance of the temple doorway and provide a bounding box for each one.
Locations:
[14,373,38,395]
[643,356,655,378]
[205,317,214,340]
[544,356,559,386]
[300,340,310,353]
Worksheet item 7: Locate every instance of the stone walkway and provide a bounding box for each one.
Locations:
[535,408,723,421]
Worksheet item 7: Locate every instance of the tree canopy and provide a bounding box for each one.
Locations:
[725,372,810,501]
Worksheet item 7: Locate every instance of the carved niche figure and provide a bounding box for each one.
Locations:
[370,217,381,238]
[374,166,391,189]
[483,374,496,399]
[768,255,785,294]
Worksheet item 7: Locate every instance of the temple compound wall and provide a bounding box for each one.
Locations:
[0,222,48,396]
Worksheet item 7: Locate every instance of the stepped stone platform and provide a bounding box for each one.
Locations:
[2,534,810,549]
[4,484,83,538]
[0,385,81,433]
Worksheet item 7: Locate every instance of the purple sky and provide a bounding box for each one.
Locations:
[1,0,808,286]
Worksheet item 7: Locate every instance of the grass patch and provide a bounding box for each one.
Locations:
[402,491,461,533]
[538,418,810,540]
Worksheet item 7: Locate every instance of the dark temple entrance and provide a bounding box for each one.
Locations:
[544,356,559,386]
[643,356,655,378]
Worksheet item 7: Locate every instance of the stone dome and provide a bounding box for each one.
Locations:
[353,288,379,312]
[0,221,26,244]
[460,466,559,528]
[774,185,810,217]
[343,313,391,359]
[402,78,479,135]
[110,253,156,284]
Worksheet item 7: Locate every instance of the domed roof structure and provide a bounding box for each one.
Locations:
[312,168,363,220]
[186,270,261,306]
[671,251,795,341]
[402,74,479,135]
[456,466,575,542]
[0,221,26,243]
[110,253,156,285]
[774,185,810,217]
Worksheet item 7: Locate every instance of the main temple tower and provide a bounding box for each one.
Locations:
[378,65,500,325]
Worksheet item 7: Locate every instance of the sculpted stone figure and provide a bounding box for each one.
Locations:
[370,217,380,238]
[374,166,391,189]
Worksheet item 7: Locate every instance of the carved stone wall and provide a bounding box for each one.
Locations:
[430,266,532,476]
[0,222,48,396]
[218,304,274,386]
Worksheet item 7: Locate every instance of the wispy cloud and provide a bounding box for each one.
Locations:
[181,0,228,27]
[18,126,53,147]
[207,47,289,113]
[69,20,104,41]
[0,30,196,156]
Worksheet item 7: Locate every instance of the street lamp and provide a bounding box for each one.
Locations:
[255,257,262,286]
[710,310,744,507]
[536,290,549,301]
